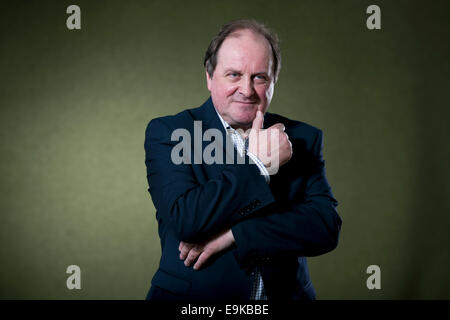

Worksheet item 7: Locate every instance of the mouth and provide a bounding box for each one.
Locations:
[233,101,257,105]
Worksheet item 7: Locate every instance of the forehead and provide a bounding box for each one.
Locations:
[216,30,273,72]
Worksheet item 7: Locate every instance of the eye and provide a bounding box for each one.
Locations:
[254,75,269,82]
[228,72,240,78]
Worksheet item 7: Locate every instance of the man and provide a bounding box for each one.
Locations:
[144,19,342,300]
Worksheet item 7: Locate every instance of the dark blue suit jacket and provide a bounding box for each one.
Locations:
[144,97,342,300]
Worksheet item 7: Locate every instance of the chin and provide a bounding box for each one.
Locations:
[237,106,257,117]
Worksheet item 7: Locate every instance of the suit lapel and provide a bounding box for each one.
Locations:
[198,97,227,137]
[195,97,238,172]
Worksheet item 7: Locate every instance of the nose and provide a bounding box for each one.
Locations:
[238,76,255,98]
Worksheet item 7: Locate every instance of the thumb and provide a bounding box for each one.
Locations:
[251,110,264,131]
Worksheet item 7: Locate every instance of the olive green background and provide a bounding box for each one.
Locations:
[1,0,449,299]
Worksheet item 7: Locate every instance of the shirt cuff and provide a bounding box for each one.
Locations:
[247,151,270,183]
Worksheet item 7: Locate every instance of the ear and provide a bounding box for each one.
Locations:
[206,70,212,92]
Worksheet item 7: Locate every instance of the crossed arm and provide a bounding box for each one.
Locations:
[145,118,341,270]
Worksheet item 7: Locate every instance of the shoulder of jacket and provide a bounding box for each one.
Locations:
[145,105,201,132]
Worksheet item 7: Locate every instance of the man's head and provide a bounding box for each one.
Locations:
[204,19,281,130]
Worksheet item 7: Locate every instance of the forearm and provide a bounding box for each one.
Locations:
[154,163,274,242]
[231,196,341,266]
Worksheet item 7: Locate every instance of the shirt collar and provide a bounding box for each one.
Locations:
[213,107,231,131]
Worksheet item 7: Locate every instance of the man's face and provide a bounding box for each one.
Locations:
[206,29,275,130]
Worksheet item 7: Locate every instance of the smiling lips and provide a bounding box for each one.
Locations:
[233,100,257,105]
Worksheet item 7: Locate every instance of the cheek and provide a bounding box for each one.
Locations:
[255,86,270,101]
[212,81,237,98]
[224,84,239,97]
[266,85,274,101]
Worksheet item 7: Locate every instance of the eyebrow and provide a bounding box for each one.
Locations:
[224,69,269,76]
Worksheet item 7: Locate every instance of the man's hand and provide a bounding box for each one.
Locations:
[179,229,235,270]
[247,107,293,173]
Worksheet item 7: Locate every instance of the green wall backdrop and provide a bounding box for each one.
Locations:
[1,0,449,299]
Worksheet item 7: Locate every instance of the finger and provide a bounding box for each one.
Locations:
[269,123,285,131]
[179,243,194,260]
[288,139,293,159]
[282,132,292,149]
[184,247,202,267]
[193,250,211,270]
[178,242,184,252]
[251,110,264,131]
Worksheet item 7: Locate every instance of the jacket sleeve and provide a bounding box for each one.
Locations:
[145,118,275,243]
[231,129,342,266]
